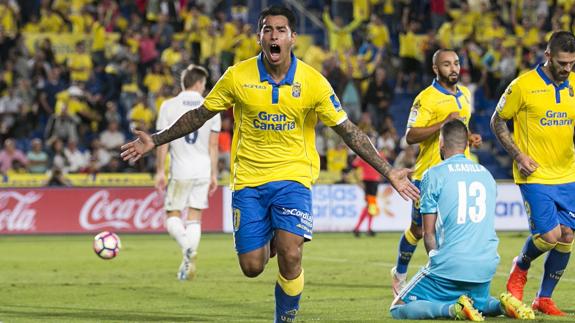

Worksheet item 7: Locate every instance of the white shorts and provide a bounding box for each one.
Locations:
[164,178,210,211]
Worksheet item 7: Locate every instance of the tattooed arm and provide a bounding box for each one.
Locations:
[121,106,218,162]
[332,119,419,201]
[490,113,521,159]
[152,106,218,146]
[332,120,392,176]
[490,112,539,177]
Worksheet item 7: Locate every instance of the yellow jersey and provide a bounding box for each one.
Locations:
[204,53,348,190]
[367,23,390,48]
[68,53,92,82]
[495,65,575,184]
[407,80,473,180]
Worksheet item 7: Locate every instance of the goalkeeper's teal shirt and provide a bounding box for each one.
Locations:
[419,154,500,283]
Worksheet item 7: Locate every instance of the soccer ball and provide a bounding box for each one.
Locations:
[93,231,121,260]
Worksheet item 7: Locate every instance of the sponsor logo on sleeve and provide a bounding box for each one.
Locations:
[330,94,342,112]
[408,100,420,124]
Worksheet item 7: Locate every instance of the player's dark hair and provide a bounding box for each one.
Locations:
[181,64,208,90]
[441,119,468,151]
[258,5,296,32]
[547,31,575,54]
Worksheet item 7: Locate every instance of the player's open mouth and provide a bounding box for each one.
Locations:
[270,44,281,60]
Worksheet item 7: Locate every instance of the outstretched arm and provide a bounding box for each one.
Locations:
[152,106,218,146]
[121,106,218,162]
[490,112,538,177]
[332,119,419,201]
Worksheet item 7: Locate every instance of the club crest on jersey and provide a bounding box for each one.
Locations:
[233,208,241,231]
[292,82,301,98]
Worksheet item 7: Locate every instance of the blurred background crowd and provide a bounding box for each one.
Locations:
[0,0,571,184]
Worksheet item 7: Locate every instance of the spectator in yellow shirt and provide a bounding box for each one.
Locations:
[183,5,211,63]
[397,20,426,93]
[39,7,66,32]
[68,41,93,83]
[143,62,172,95]
[327,142,350,174]
[353,0,370,22]
[129,95,155,131]
[302,41,329,73]
[0,2,18,36]
[233,24,259,65]
[200,24,225,65]
[514,17,540,48]
[22,14,41,33]
[367,14,390,52]
[161,39,183,69]
[322,6,363,54]
[91,20,107,66]
[476,17,506,46]
[69,7,94,34]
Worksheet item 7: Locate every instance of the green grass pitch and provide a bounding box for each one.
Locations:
[1,232,573,322]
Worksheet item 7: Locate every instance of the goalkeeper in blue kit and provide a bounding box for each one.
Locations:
[390,120,534,321]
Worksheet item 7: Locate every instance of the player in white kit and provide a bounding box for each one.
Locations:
[155,64,221,280]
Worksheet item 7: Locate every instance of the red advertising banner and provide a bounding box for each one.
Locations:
[0,187,223,234]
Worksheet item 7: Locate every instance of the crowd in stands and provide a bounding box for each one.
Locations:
[0,0,572,183]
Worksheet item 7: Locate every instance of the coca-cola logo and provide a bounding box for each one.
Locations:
[80,190,164,230]
[0,191,41,231]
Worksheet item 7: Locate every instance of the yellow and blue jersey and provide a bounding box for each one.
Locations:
[203,53,348,190]
[495,65,575,184]
[407,80,473,180]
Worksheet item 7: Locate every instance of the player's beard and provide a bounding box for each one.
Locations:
[549,62,570,83]
[438,72,459,86]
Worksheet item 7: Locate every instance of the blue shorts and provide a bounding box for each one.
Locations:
[519,182,575,235]
[399,269,491,312]
[231,181,313,254]
[411,180,422,226]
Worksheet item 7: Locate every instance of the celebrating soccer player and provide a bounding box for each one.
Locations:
[155,65,220,281]
[121,5,418,322]
[491,31,575,316]
[390,120,534,321]
[391,49,482,297]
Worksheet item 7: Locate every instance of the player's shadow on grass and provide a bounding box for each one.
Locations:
[0,304,270,322]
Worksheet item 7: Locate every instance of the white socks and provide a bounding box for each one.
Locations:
[166,216,188,249]
[166,216,202,253]
[185,220,201,253]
